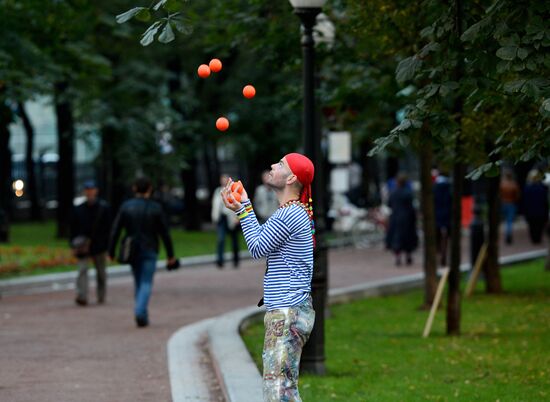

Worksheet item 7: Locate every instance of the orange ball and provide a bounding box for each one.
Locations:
[216,117,229,131]
[209,58,222,73]
[197,64,210,78]
[232,192,242,203]
[243,85,256,99]
[231,181,243,194]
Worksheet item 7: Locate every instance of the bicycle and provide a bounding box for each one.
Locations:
[328,194,388,249]
[350,206,388,249]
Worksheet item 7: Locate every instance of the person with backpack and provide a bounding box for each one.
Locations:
[70,180,112,306]
[108,177,176,327]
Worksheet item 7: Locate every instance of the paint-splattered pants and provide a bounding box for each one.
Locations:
[262,297,315,402]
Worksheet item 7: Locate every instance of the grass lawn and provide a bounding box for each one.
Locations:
[0,220,247,279]
[242,259,550,401]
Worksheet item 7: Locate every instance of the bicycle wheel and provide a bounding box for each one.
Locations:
[351,219,384,249]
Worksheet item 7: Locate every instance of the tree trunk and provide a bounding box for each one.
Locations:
[484,173,502,292]
[17,102,42,220]
[419,139,438,308]
[0,100,12,242]
[167,57,202,230]
[101,127,114,206]
[385,156,399,181]
[446,0,465,337]
[359,139,382,207]
[180,162,200,230]
[359,139,371,206]
[54,81,75,238]
[100,125,126,212]
[202,142,216,197]
[447,161,464,335]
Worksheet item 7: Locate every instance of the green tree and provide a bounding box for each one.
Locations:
[336,0,440,308]
[0,0,51,231]
[368,0,548,333]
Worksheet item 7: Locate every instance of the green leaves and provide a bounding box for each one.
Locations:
[398,133,410,147]
[503,79,526,93]
[396,56,422,84]
[390,118,422,134]
[158,22,175,44]
[117,1,190,46]
[140,21,162,46]
[368,133,399,157]
[438,81,459,97]
[461,19,487,43]
[153,0,181,12]
[496,46,518,61]
[503,78,550,99]
[115,7,148,24]
[540,99,550,118]
[395,42,441,84]
[418,41,440,58]
[467,161,502,180]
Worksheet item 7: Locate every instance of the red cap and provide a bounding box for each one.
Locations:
[285,153,316,248]
[284,153,314,204]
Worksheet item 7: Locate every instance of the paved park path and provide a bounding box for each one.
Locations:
[0,228,544,402]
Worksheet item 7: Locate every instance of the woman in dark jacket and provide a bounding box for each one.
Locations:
[386,174,418,266]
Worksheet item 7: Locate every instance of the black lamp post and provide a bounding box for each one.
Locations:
[289,0,328,375]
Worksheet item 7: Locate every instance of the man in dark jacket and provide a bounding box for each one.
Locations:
[70,180,112,306]
[434,172,452,266]
[108,177,176,327]
[523,170,549,244]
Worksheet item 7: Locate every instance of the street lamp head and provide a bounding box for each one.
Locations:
[289,0,326,9]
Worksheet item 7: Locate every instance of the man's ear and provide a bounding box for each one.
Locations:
[286,174,298,185]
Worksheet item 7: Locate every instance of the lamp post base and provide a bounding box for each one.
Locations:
[301,359,326,375]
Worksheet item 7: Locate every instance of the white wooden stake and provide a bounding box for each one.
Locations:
[422,267,450,338]
[465,243,488,298]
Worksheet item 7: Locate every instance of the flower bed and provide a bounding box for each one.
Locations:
[0,245,77,277]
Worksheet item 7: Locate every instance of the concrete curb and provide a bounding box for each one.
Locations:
[167,306,265,402]
[167,318,216,402]
[167,248,547,402]
[208,306,264,402]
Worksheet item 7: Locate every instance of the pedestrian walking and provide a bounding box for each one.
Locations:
[212,174,241,268]
[433,171,452,266]
[253,170,279,224]
[385,173,418,266]
[522,169,549,244]
[70,180,112,306]
[221,153,315,402]
[108,177,176,327]
[500,170,520,244]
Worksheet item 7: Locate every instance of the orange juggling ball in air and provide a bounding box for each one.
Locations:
[209,58,222,73]
[216,117,229,131]
[243,85,256,99]
[197,64,210,78]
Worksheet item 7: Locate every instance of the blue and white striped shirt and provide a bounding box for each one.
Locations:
[236,200,313,310]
